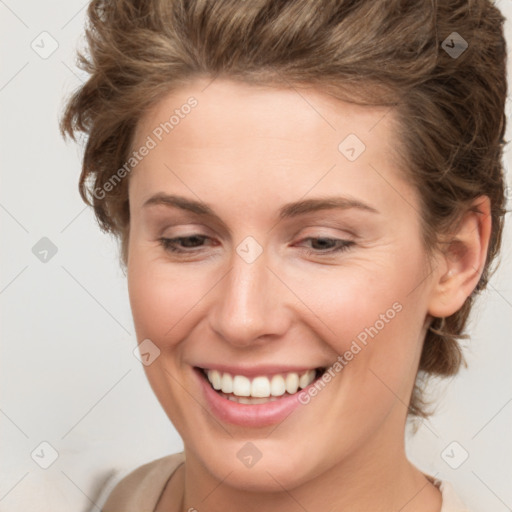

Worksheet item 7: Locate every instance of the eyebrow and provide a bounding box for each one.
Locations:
[142,193,379,220]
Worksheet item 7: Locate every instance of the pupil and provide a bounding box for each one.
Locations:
[183,236,204,247]
[313,238,333,249]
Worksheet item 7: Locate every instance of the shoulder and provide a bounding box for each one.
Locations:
[99,452,185,512]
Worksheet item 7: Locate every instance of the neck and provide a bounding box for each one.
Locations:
[178,412,442,512]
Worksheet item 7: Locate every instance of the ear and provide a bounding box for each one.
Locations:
[427,196,492,318]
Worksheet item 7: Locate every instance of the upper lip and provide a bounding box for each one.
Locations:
[195,364,326,377]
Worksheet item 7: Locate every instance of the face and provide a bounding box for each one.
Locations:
[126,79,439,491]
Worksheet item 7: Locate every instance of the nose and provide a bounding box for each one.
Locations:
[208,247,291,347]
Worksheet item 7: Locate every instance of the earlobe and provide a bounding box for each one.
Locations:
[427,196,492,319]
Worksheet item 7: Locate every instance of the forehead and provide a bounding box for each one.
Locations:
[128,78,413,215]
[133,78,396,153]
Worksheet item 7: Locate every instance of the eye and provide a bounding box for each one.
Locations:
[296,237,354,255]
[158,235,354,256]
[158,235,214,253]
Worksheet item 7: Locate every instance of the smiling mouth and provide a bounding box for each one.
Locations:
[197,367,327,404]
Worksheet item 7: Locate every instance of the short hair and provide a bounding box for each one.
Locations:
[59,0,508,418]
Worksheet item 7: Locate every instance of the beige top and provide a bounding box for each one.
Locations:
[99,452,470,512]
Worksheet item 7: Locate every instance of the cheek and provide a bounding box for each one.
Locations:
[126,253,203,425]
[127,251,201,345]
[291,263,422,348]
[287,250,428,395]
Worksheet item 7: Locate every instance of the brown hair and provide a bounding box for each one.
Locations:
[59,0,508,418]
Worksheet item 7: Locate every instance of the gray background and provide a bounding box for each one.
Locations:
[0,1,511,510]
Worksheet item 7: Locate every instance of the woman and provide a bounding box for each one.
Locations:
[60,0,508,510]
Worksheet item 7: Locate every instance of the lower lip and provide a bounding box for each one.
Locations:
[194,368,314,427]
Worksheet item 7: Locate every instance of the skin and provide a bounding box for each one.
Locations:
[125,78,491,511]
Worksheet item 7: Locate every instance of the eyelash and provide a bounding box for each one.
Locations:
[158,235,354,256]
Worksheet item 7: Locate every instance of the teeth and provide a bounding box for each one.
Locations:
[285,373,300,394]
[233,375,251,396]
[221,372,233,394]
[224,393,279,404]
[209,370,222,390]
[270,375,286,396]
[299,371,314,389]
[206,369,318,398]
[251,376,270,398]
